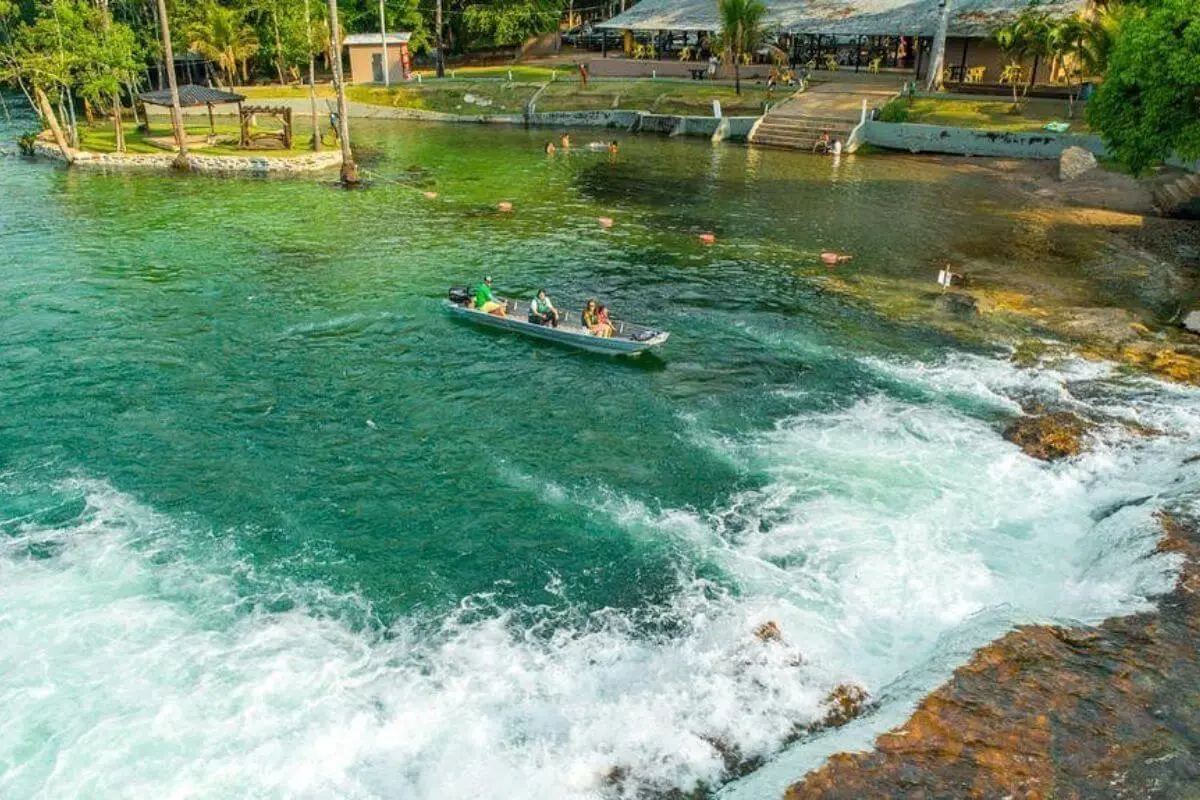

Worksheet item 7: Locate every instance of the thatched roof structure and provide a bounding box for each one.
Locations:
[595,0,1086,36]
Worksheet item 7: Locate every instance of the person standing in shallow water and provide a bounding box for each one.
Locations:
[544,141,556,155]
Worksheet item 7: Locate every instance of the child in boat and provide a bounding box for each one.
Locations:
[593,305,615,338]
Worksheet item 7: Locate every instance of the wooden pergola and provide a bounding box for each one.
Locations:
[138,85,247,138]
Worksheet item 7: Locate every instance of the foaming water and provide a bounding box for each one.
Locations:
[3,353,1196,800]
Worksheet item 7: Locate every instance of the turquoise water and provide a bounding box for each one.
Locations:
[1,102,1196,798]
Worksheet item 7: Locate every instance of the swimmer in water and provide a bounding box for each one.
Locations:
[544,140,556,155]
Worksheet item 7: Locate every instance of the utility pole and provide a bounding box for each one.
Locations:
[925,0,950,92]
[379,0,389,88]
[435,0,445,78]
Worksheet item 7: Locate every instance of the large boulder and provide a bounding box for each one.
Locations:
[1183,310,1200,335]
[1003,412,1090,461]
[1059,146,1098,181]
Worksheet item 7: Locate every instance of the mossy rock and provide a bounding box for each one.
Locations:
[1003,411,1090,461]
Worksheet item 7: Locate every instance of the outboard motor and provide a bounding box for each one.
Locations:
[448,286,472,306]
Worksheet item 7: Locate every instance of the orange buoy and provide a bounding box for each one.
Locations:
[423,191,438,199]
[598,216,614,228]
[699,233,716,244]
[497,201,513,212]
[821,251,853,265]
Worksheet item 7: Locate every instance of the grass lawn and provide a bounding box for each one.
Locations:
[238,76,773,117]
[238,84,333,100]
[897,96,1090,133]
[78,122,326,157]
[346,82,541,114]
[533,78,772,116]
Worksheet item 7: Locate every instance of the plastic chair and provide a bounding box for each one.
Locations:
[823,54,839,72]
[868,57,882,74]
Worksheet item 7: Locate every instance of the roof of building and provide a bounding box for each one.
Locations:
[343,32,413,45]
[595,0,1085,36]
[138,85,246,107]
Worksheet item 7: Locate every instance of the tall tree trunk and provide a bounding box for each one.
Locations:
[64,89,79,147]
[327,0,358,184]
[98,0,125,153]
[435,0,445,77]
[734,57,740,95]
[272,4,286,84]
[304,0,322,151]
[35,86,74,163]
[925,0,950,91]
[154,0,190,169]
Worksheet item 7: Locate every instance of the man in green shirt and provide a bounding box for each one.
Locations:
[473,276,504,315]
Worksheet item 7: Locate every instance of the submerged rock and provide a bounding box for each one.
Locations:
[754,621,782,642]
[820,683,870,729]
[1059,145,1098,181]
[1003,411,1090,461]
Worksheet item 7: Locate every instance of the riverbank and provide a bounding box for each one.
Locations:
[787,510,1200,799]
[813,154,1200,386]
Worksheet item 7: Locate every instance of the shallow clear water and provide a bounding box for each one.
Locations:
[1,102,1196,799]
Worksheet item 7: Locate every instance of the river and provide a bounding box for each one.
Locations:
[1,101,1196,798]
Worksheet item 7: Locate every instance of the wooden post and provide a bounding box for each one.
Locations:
[959,36,969,81]
[207,103,215,136]
[35,86,73,164]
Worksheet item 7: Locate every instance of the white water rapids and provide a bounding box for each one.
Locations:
[1,353,1195,799]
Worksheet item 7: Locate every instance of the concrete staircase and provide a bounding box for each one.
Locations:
[748,74,904,152]
[1154,171,1200,217]
[750,114,855,151]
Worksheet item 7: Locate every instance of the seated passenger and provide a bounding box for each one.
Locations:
[581,299,600,331]
[529,289,559,327]
[474,276,505,316]
[593,305,615,337]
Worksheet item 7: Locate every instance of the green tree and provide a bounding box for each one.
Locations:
[1087,0,1200,174]
[186,2,259,86]
[462,0,560,48]
[994,5,1050,109]
[716,0,766,96]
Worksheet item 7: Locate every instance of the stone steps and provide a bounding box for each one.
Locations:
[1154,172,1200,215]
[749,116,855,150]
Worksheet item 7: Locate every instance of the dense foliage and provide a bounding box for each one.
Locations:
[1087,0,1200,174]
[0,0,564,101]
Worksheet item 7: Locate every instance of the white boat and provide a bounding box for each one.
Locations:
[446,289,669,356]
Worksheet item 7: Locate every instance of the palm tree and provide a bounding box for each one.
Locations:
[154,0,188,169]
[717,0,766,96]
[1047,15,1088,117]
[326,0,358,184]
[186,3,259,88]
[995,21,1031,109]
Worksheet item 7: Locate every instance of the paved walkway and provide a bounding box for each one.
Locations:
[769,73,907,121]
